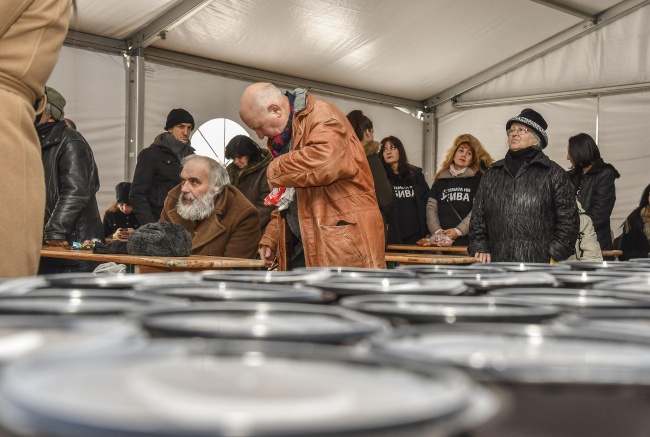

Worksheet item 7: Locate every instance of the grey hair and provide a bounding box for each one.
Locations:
[254,83,283,112]
[181,155,230,192]
[529,131,542,149]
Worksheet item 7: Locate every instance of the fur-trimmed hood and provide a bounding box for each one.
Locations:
[362,140,381,157]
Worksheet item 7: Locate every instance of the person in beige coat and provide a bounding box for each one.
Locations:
[568,200,603,261]
[160,155,261,259]
[0,0,71,277]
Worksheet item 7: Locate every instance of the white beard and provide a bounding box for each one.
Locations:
[176,187,218,221]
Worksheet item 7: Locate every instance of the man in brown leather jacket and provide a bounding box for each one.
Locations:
[239,83,385,270]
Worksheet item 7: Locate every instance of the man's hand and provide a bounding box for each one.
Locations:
[46,240,68,247]
[259,245,276,267]
[475,252,491,263]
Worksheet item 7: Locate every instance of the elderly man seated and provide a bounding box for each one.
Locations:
[160,155,261,258]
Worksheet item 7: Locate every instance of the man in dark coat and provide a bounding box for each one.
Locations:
[130,108,196,225]
[37,86,104,273]
[469,108,578,263]
[160,155,261,259]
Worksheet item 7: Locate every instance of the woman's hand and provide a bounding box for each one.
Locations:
[443,228,460,240]
[475,252,491,263]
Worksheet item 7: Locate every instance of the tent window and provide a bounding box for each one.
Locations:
[190,118,249,164]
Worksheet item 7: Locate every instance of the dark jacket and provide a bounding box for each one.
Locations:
[41,121,103,244]
[386,164,429,244]
[568,158,620,250]
[469,150,579,263]
[160,184,261,259]
[363,140,400,244]
[130,133,195,225]
[226,149,274,232]
[618,206,650,261]
[102,209,140,238]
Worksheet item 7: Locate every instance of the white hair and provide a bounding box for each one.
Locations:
[181,155,230,192]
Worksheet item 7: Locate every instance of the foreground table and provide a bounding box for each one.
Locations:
[385,252,476,265]
[41,246,265,273]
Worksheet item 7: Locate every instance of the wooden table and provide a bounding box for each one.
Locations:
[387,244,469,254]
[385,251,476,265]
[41,246,265,273]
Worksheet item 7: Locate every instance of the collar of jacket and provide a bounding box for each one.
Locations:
[153,132,196,156]
[362,140,381,156]
[40,121,68,149]
[492,150,551,169]
[165,185,235,251]
[227,149,271,185]
[437,167,477,180]
[293,88,308,114]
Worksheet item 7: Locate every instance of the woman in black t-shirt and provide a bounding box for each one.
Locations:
[427,134,492,246]
[380,136,429,244]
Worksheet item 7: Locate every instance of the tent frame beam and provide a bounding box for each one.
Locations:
[126,0,213,50]
[529,0,596,21]
[425,0,650,110]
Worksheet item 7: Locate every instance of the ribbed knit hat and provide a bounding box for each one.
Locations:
[164,108,195,131]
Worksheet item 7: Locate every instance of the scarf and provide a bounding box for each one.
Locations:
[270,92,295,158]
[36,121,59,142]
[505,146,539,176]
[156,133,192,162]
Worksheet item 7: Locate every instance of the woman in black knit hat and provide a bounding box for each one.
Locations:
[469,108,579,263]
[102,182,140,240]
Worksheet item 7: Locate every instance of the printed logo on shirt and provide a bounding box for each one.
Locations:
[441,187,471,202]
[394,185,415,198]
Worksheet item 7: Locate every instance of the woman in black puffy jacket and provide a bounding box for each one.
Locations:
[618,183,650,261]
[567,133,620,251]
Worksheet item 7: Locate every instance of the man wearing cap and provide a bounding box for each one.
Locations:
[469,108,578,264]
[130,108,196,225]
[37,86,104,273]
[0,0,70,277]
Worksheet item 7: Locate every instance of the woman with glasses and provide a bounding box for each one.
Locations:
[380,136,429,244]
[103,182,140,240]
[469,108,579,263]
[224,135,274,232]
[427,134,492,247]
[567,133,620,254]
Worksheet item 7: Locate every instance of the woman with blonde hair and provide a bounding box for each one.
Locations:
[427,134,491,246]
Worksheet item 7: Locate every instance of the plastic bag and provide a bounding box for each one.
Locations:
[430,233,453,247]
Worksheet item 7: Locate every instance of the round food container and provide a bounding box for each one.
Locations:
[548,270,634,288]
[307,277,467,298]
[398,265,506,275]
[298,267,417,279]
[339,295,560,326]
[201,269,332,285]
[0,340,499,437]
[489,287,650,310]
[135,281,333,303]
[0,290,186,316]
[562,260,641,271]
[139,302,391,344]
[375,323,650,436]
[559,309,650,343]
[593,276,650,293]
[483,262,570,272]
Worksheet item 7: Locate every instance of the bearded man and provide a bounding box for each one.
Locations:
[160,155,261,258]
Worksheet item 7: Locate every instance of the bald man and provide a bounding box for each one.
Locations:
[239,83,385,270]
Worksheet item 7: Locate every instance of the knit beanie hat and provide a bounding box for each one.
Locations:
[506,108,548,149]
[45,87,66,121]
[165,108,195,131]
[115,182,132,204]
[127,222,192,257]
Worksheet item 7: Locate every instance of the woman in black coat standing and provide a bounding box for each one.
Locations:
[469,108,578,263]
[380,136,429,244]
[567,133,620,251]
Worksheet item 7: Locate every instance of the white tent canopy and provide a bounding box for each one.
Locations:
[48,0,650,236]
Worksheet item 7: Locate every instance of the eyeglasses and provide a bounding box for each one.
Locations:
[507,127,531,136]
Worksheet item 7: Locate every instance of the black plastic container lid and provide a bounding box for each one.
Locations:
[630,258,650,264]
[547,270,636,286]
[139,302,391,344]
[339,295,560,324]
[489,287,650,309]
[460,272,557,291]
[398,265,506,276]
[297,267,417,279]
[307,277,467,297]
[562,260,641,271]
[136,281,332,303]
[593,276,650,293]
[0,290,186,316]
[201,269,332,284]
[0,340,498,437]
[482,262,570,272]
[375,323,650,385]
[559,309,650,343]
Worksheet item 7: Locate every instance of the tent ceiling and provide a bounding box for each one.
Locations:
[69,0,627,105]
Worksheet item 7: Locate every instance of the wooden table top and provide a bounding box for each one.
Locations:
[385,251,476,265]
[387,244,469,253]
[41,246,265,272]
